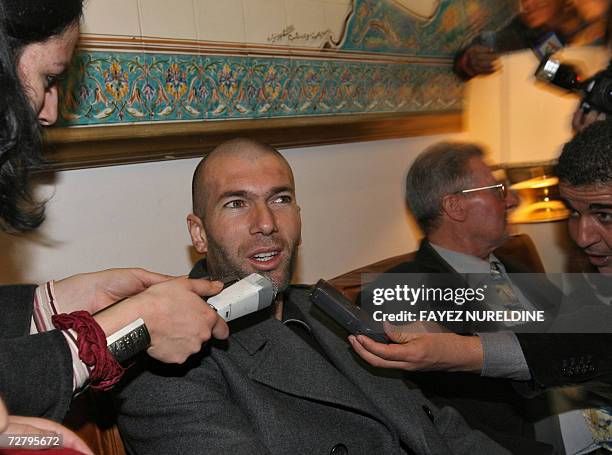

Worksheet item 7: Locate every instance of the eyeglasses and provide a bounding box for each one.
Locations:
[458,183,507,200]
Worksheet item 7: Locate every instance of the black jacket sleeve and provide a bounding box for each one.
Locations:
[454,16,544,80]
[517,333,612,389]
[0,284,73,421]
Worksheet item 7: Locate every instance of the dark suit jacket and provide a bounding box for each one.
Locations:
[116,279,509,454]
[359,241,557,455]
[0,284,73,420]
[517,271,612,389]
[391,245,612,389]
[360,240,560,332]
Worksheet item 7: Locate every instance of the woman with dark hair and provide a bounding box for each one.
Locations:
[0,0,47,233]
[0,0,229,424]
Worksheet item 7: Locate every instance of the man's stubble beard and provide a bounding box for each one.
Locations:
[205,235,298,295]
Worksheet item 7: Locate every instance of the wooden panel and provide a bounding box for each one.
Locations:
[41,112,463,171]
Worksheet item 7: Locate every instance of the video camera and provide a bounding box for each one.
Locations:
[535,55,612,114]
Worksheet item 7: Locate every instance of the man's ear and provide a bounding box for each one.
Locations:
[296,204,302,246]
[187,213,208,254]
[441,194,467,222]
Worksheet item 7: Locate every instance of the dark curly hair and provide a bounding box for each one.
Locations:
[557,120,612,187]
[0,0,83,232]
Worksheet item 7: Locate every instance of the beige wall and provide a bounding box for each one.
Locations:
[484,47,610,275]
[0,136,440,285]
[498,46,610,163]
[1,47,608,285]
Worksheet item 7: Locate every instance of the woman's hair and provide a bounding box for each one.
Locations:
[3,0,84,54]
[0,0,83,232]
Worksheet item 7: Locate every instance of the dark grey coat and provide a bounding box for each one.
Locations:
[0,284,73,420]
[116,286,508,455]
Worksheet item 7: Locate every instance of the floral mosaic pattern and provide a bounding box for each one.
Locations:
[340,0,518,56]
[58,0,515,126]
[58,51,463,126]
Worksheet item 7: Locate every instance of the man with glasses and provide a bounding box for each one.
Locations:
[356,142,558,454]
[356,131,612,452]
[355,136,612,385]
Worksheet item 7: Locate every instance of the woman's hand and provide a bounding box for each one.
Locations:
[0,397,92,454]
[53,268,173,314]
[94,276,229,364]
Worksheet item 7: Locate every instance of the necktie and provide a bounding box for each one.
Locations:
[487,261,526,327]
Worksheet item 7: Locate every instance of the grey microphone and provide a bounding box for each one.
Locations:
[207,273,275,322]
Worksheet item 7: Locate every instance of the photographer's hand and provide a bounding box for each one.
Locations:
[572,105,606,132]
[461,45,500,77]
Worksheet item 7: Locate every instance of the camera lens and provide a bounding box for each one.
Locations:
[588,79,612,114]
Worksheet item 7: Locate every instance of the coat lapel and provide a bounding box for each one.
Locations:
[416,241,458,273]
[222,288,465,455]
[190,260,378,414]
[230,311,387,421]
[303,303,439,454]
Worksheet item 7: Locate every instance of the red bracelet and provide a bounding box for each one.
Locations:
[52,311,124,391]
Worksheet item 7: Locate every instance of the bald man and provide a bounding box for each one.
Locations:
[115,138,509,455]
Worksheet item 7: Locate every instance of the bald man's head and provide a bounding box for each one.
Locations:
[187,138,301,291]
[192,138,293,220]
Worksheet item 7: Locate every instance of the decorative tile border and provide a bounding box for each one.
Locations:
[58,52,463,126]
[58,0,516,127]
